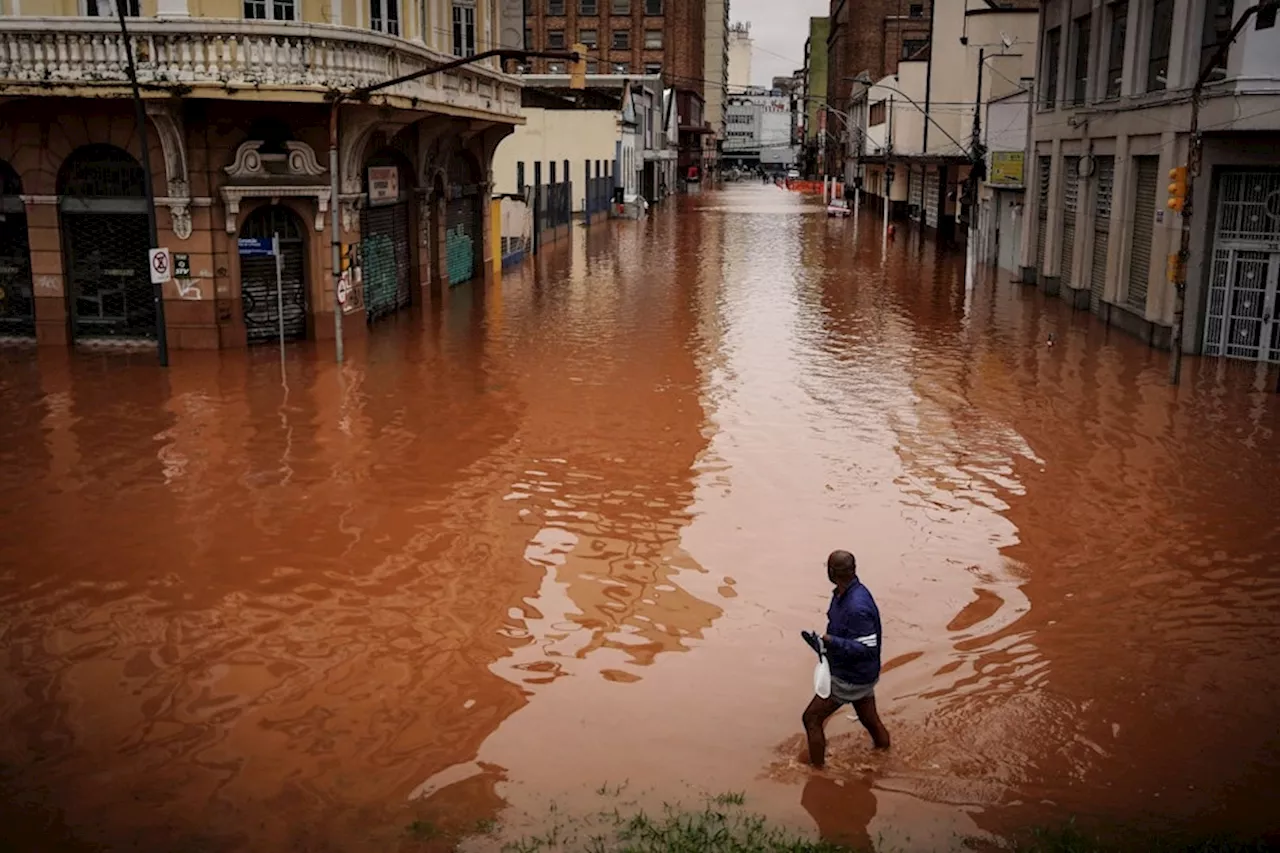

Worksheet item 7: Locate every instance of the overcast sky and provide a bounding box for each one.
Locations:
[734,0,831,87]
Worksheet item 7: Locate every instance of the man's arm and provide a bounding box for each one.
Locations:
[822,631,877,660]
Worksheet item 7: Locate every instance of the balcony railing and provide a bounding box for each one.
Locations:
[0,17,521,117]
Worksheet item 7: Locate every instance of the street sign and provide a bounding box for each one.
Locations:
[174,253,191,278]
[149,248,172,284]
[367,166,399,206]
[337,271,350,305]
[988,151,1025,187]
[238,237,275,257]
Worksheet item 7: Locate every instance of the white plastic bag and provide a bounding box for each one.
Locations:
[813,639,832,699]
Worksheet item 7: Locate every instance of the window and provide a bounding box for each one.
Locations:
[547,29,566,48]
[547,0,564,14]
[1259,4,1278,28]
[644,61,662,74]
[1043,26,1061,107]
[452,1,476,56]
[612,0,630,12]
[1200,0,1235,80]
[644,0,661,14]
[371,0,400,35]
[548,61,566,72]
[644,28,663,48]
[517,162,526,192]
[1104,1,1127,98]
[525,27,534,48]
[612,61,629,73]
[869,101,886,126]
[590,59,603,72]
[1147,0,1173,91]
[580,0,597,13]
[613,29,631,48]
[580,28,598,47]
[85,0,140,14]
[245,0,295,18]
[1071,14,1091,105]
[901,38,927,59]
[908,2,923,15]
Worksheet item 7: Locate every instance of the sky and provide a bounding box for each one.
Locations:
[734,0,831,87]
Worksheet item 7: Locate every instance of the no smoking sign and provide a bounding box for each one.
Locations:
[149,248,172,285]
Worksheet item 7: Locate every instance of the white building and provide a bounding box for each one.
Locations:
[722,89,797,168]
[728,22,754,93]
[1025,0,1280,362]
[705,0,732,166]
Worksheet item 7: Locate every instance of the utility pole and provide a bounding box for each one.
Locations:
[116,0,169,367]
[1169,0,1278,386]
[968,48,986,241]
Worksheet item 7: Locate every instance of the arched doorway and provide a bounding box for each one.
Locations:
[445,151,484,286]
[0,159,34,336]
[239,205,307,344]
[58,144,153,339]
[360,149,415,323]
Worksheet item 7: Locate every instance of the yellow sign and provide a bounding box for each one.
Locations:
[989,151,1025,187]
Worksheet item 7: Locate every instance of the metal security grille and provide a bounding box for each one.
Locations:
[0,161,33,335]
[1036,155,1051,273]
[240,206,306,344]
[360,200,411,322]
[445,194,479,286]
[1204,171,1280,362]
[924,170,939,229]
[909,169,923,212]
[1127,156,1159,313]
[1061,157,1080,287]
[1090,156,1115,310]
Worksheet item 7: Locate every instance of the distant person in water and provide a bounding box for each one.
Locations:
[803,550,891,766]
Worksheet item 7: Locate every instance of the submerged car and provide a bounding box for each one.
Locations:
[826,197,851,218]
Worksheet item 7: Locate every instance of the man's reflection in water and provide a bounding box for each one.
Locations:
[800,773,877,850]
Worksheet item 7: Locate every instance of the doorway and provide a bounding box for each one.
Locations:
[239,205,308,344]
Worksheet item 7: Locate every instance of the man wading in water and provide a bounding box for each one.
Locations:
[803,550,891,766]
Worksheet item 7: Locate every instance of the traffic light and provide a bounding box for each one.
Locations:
[569,43,587,90]
[1167,166,1188,213]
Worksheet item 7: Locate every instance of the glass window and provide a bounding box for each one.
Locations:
[1043,26,1061,107]
[548,61,566,72]
[452,1,475,56]
[644,0,661,14]
[612,61,628,73]
[547,0,565,14]
[901,38,927,59]
[580,0,598,13]
[525,27,533,49]
[908,3,923,16]
[371,0,400,35]
[1105,1,1127,98]
[1071,14,1091,104]
[613,29,631,48]
[612,0,630,12]
[580,28,598,47]
[644,61,662,74]
[1200,0,1235,80]
[547,29,566,48]
[86,0,140,13]
[644,28,662,48]
[587,59,600,73]
[1147,0,1173,91]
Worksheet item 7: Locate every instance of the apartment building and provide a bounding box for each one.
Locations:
[520,0,709,184]
[704,0,731,178]
[0,0,523,349]
[1025,0,1280,361]
[727,21,752,91]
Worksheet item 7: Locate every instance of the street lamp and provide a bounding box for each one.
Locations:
[850,72,971,157]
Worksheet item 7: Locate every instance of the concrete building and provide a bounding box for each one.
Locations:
[722,89,798,170]
[0,0,523,349]
[978,87,1033,277]
[849,0,1037,243]
[1024,0,1280,362]
[802,17,831,177]
[704,0,731,177]
[728,21,753,92]
[520,0,708,187]
[826,0,933,175]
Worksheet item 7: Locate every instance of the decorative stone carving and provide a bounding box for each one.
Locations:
[146,102,193,241]
[220,185,331,233]
[169,201,193,239]
[225,139,327,180]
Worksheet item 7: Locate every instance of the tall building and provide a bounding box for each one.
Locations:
[802,17,831,176]
[704,0,732,169]
[825,0,932,174]
[1025,0,1280,364]
[0,0,523,350]
[522,0,708,185]
[727,21,753,92]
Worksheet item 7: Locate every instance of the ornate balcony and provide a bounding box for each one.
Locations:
[0,17,522,121]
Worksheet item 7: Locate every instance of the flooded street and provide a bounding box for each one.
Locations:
[2,184,1278,851]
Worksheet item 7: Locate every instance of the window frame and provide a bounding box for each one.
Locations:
[612,29,631,48]
[643,28,662,49]
[579,27,599,48]
[547,29,566,49]
[612,0,630,13]
[1146,0,1174,92]
[84,0,141,14]
[452,0,477,57]
[579,0,598,14]
[1070,13,1091,105]
[1103,0,1128,100]
[1199,0,1236,80]
[644,0,661,14]
[1042,26,1062,109]
[547,0,565,14]
[644,61,662,74]
[370,0,401,36]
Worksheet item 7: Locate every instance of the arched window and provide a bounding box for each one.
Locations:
[58,144,145,199]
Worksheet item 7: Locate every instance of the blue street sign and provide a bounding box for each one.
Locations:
[238,237,275,257]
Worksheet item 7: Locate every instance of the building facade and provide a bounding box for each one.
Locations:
[727,21,752,92]
[704,0,731,176]
[826,0,933,176]
[802,16,831,177]
[0,0,522,350]
[722,89,797,170]
[1025,0,1280,362]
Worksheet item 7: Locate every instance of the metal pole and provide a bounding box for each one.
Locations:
[970,48,985,242]
[274,233,285,357]
[115,0,168,367]
[329,101,345,364]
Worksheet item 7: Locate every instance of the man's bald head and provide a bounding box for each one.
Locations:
[827,550,857,587]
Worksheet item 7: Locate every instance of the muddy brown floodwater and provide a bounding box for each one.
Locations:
[2,185,1279,852]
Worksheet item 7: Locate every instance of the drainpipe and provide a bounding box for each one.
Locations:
[922,0,936,153]
[329,100,345,364]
